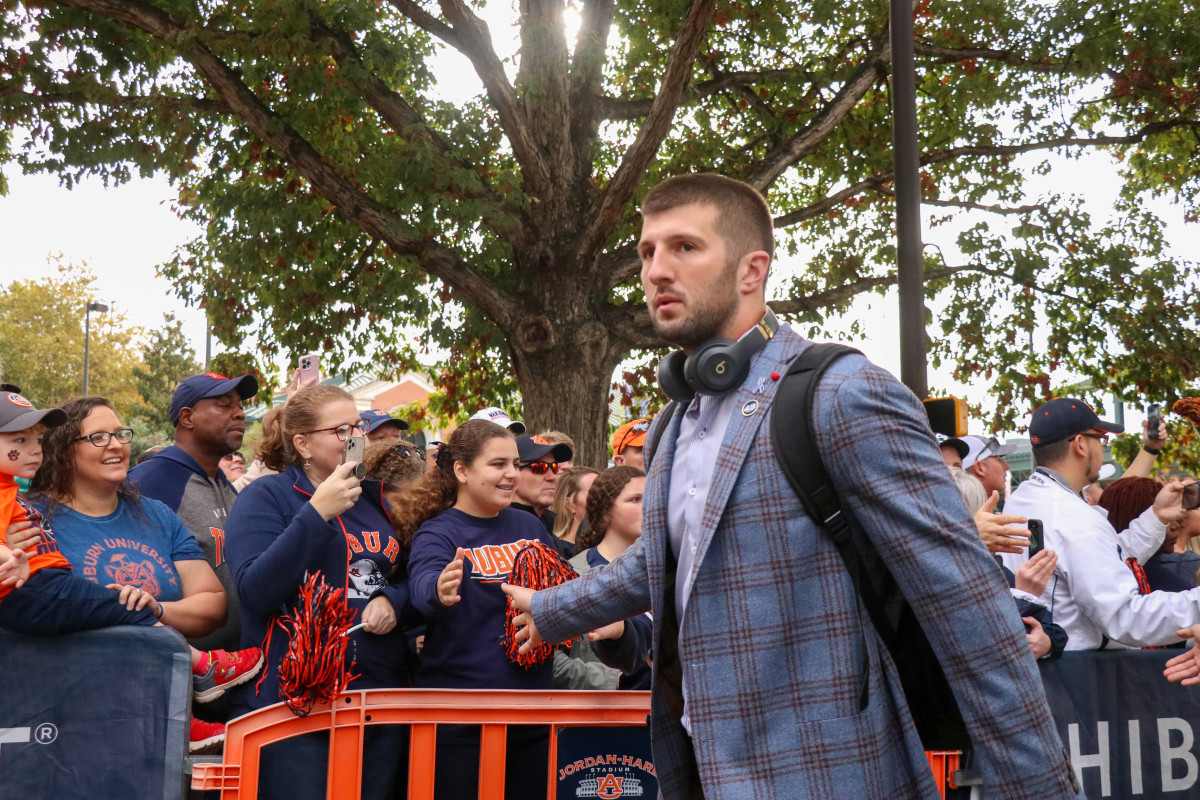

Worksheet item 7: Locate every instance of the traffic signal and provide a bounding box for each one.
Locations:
[923,396,968,438]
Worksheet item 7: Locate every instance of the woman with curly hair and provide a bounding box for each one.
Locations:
[223,384,417,799]
[554,466,652,690]
[399,419,557,800]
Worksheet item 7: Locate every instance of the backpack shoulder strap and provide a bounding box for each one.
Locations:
[769,343,862,546]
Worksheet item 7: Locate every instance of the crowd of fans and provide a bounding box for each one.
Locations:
[3,363,1200,799]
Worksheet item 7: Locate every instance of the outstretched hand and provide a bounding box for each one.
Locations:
[438,548,467,607]
[0,548,30,589]
[1164,625,1200,685]
[974,491,1030,555]
[501,583,543,654]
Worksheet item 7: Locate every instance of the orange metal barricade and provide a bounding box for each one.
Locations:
[192,689,962,799]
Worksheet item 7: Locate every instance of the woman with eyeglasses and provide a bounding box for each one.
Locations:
[223,384,417,800]
[394,419,558,800]
[29,396,262,753]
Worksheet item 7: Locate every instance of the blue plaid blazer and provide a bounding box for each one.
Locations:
[534,326,1080,799]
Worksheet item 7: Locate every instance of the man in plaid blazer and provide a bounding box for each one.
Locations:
[505,174,1079,799]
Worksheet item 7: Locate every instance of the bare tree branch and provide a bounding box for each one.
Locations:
[518,0,572,189]
[596,68,803,120]
[386,0,463,50]
[873,186,1047,216]
[599,242,640,288]
[746,35,890,190]
[773,119,1200,229]
[914,42,1069,73]
[577,0,716,274]
[50,0,523,329]
[434,0,553,200]
[568,0,615,189]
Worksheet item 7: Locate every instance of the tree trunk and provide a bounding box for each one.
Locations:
[508,317,623,469]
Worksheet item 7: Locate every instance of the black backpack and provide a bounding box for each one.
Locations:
[645,342,970,752]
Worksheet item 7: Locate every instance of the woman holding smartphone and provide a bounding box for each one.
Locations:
[224,384,416,800]
[396,419,557,800]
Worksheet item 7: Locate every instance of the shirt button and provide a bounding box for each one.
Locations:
[698,431,705,439]
[688,488,696,496]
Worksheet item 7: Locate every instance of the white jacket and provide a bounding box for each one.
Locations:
[1002,469,1199,649]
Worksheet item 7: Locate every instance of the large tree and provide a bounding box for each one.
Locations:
[3,0,1198,463]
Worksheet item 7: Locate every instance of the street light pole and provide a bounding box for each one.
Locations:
[83,301,109,395]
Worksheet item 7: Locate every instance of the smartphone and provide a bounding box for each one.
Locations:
[298,353,321,386]
[342,435,366,480]
[1184,483,1200,511]
[1147,403,1162,440]
[1027,519,1044,557]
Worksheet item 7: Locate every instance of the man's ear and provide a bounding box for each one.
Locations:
[177,407,194,431]
[737,250,771,297]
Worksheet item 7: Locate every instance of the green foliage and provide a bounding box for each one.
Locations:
[0,258,143,413]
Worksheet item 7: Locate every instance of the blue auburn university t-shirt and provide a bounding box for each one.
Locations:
[36,497,205,602]
[408,506,556,690]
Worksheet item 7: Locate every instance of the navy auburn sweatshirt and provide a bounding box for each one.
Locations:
[224,465,417,714]
[408,506,555,690]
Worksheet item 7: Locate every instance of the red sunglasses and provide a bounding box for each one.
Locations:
[519,461,560,475]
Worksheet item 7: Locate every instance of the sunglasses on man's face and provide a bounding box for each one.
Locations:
[519,461,560,475]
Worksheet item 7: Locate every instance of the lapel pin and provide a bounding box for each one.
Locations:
[771,372,780,381]
[754,376,766,394]
[741,400,759,417]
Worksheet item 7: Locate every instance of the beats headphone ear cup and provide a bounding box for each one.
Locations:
[688,341,746,394]
[657,350,694,402]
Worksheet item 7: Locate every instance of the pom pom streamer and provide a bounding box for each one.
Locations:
[274,571,359,716]
[1173,398,1200,427]
[503,541,579,668]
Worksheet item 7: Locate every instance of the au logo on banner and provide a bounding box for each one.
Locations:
[556,726,657,799]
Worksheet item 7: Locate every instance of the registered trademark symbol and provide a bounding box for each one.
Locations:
[34,723,57,744]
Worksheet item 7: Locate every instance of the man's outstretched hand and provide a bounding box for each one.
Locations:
[1165,625,1200,686]
[501,583,543,654]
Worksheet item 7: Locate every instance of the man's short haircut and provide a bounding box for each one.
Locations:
[642,173,775,262]
[1032,438,1072,468]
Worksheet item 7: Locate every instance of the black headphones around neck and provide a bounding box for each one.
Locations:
[657,309,780,402]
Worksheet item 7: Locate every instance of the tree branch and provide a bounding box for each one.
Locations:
[773,119,1200,229]
[386,0,463,50]
[576,0,716,273]
[873,186,1047,216]
[0,84,230,116]
[913,42,1069,73]
[517,0,572,189]
[596,67,803,120]
[49,0,523,329]
[568,0,614,188]
[745,35,890,190]
[434,0,553,200]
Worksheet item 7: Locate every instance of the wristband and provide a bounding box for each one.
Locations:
[1143,445,1162,456]
[154,601,165,620]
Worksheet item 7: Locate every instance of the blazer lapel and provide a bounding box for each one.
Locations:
[682,330,807,595]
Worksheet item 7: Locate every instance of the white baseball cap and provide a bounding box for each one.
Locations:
[961,435,1019,469]
[469,406,526,434]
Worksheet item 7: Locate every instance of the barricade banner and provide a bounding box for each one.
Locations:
[1042,649,1200,800]
[556,726,658,799]
[0,625,191,800]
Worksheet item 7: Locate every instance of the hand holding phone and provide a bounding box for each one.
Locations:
[1184,483,1200,512]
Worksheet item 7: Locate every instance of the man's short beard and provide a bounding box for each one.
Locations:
[654,257,740,349]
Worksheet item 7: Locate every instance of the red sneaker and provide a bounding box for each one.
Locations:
[189,718,225,755]
[193,647,265,703]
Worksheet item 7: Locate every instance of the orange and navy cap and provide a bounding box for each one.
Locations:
[359,408,410,434]
[1029,397,1123,446]
[0,393,66,433]
[516,434,572,464]
[611,418,651,456]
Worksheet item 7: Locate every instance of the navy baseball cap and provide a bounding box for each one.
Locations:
[0,392,66,433]
[359,408,409,434]
[935,433,969,460]
[169,373,259,426]
[516,434,572,464]
[1029,397,1123,446]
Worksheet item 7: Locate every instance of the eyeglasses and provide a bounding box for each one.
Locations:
[75,428,134,447]
[1080,432,1110,446]
[519,461,560,475]
[305,422,365,441]
[389,444,425,461]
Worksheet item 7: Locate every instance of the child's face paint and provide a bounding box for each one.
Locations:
[0,427,45,480]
